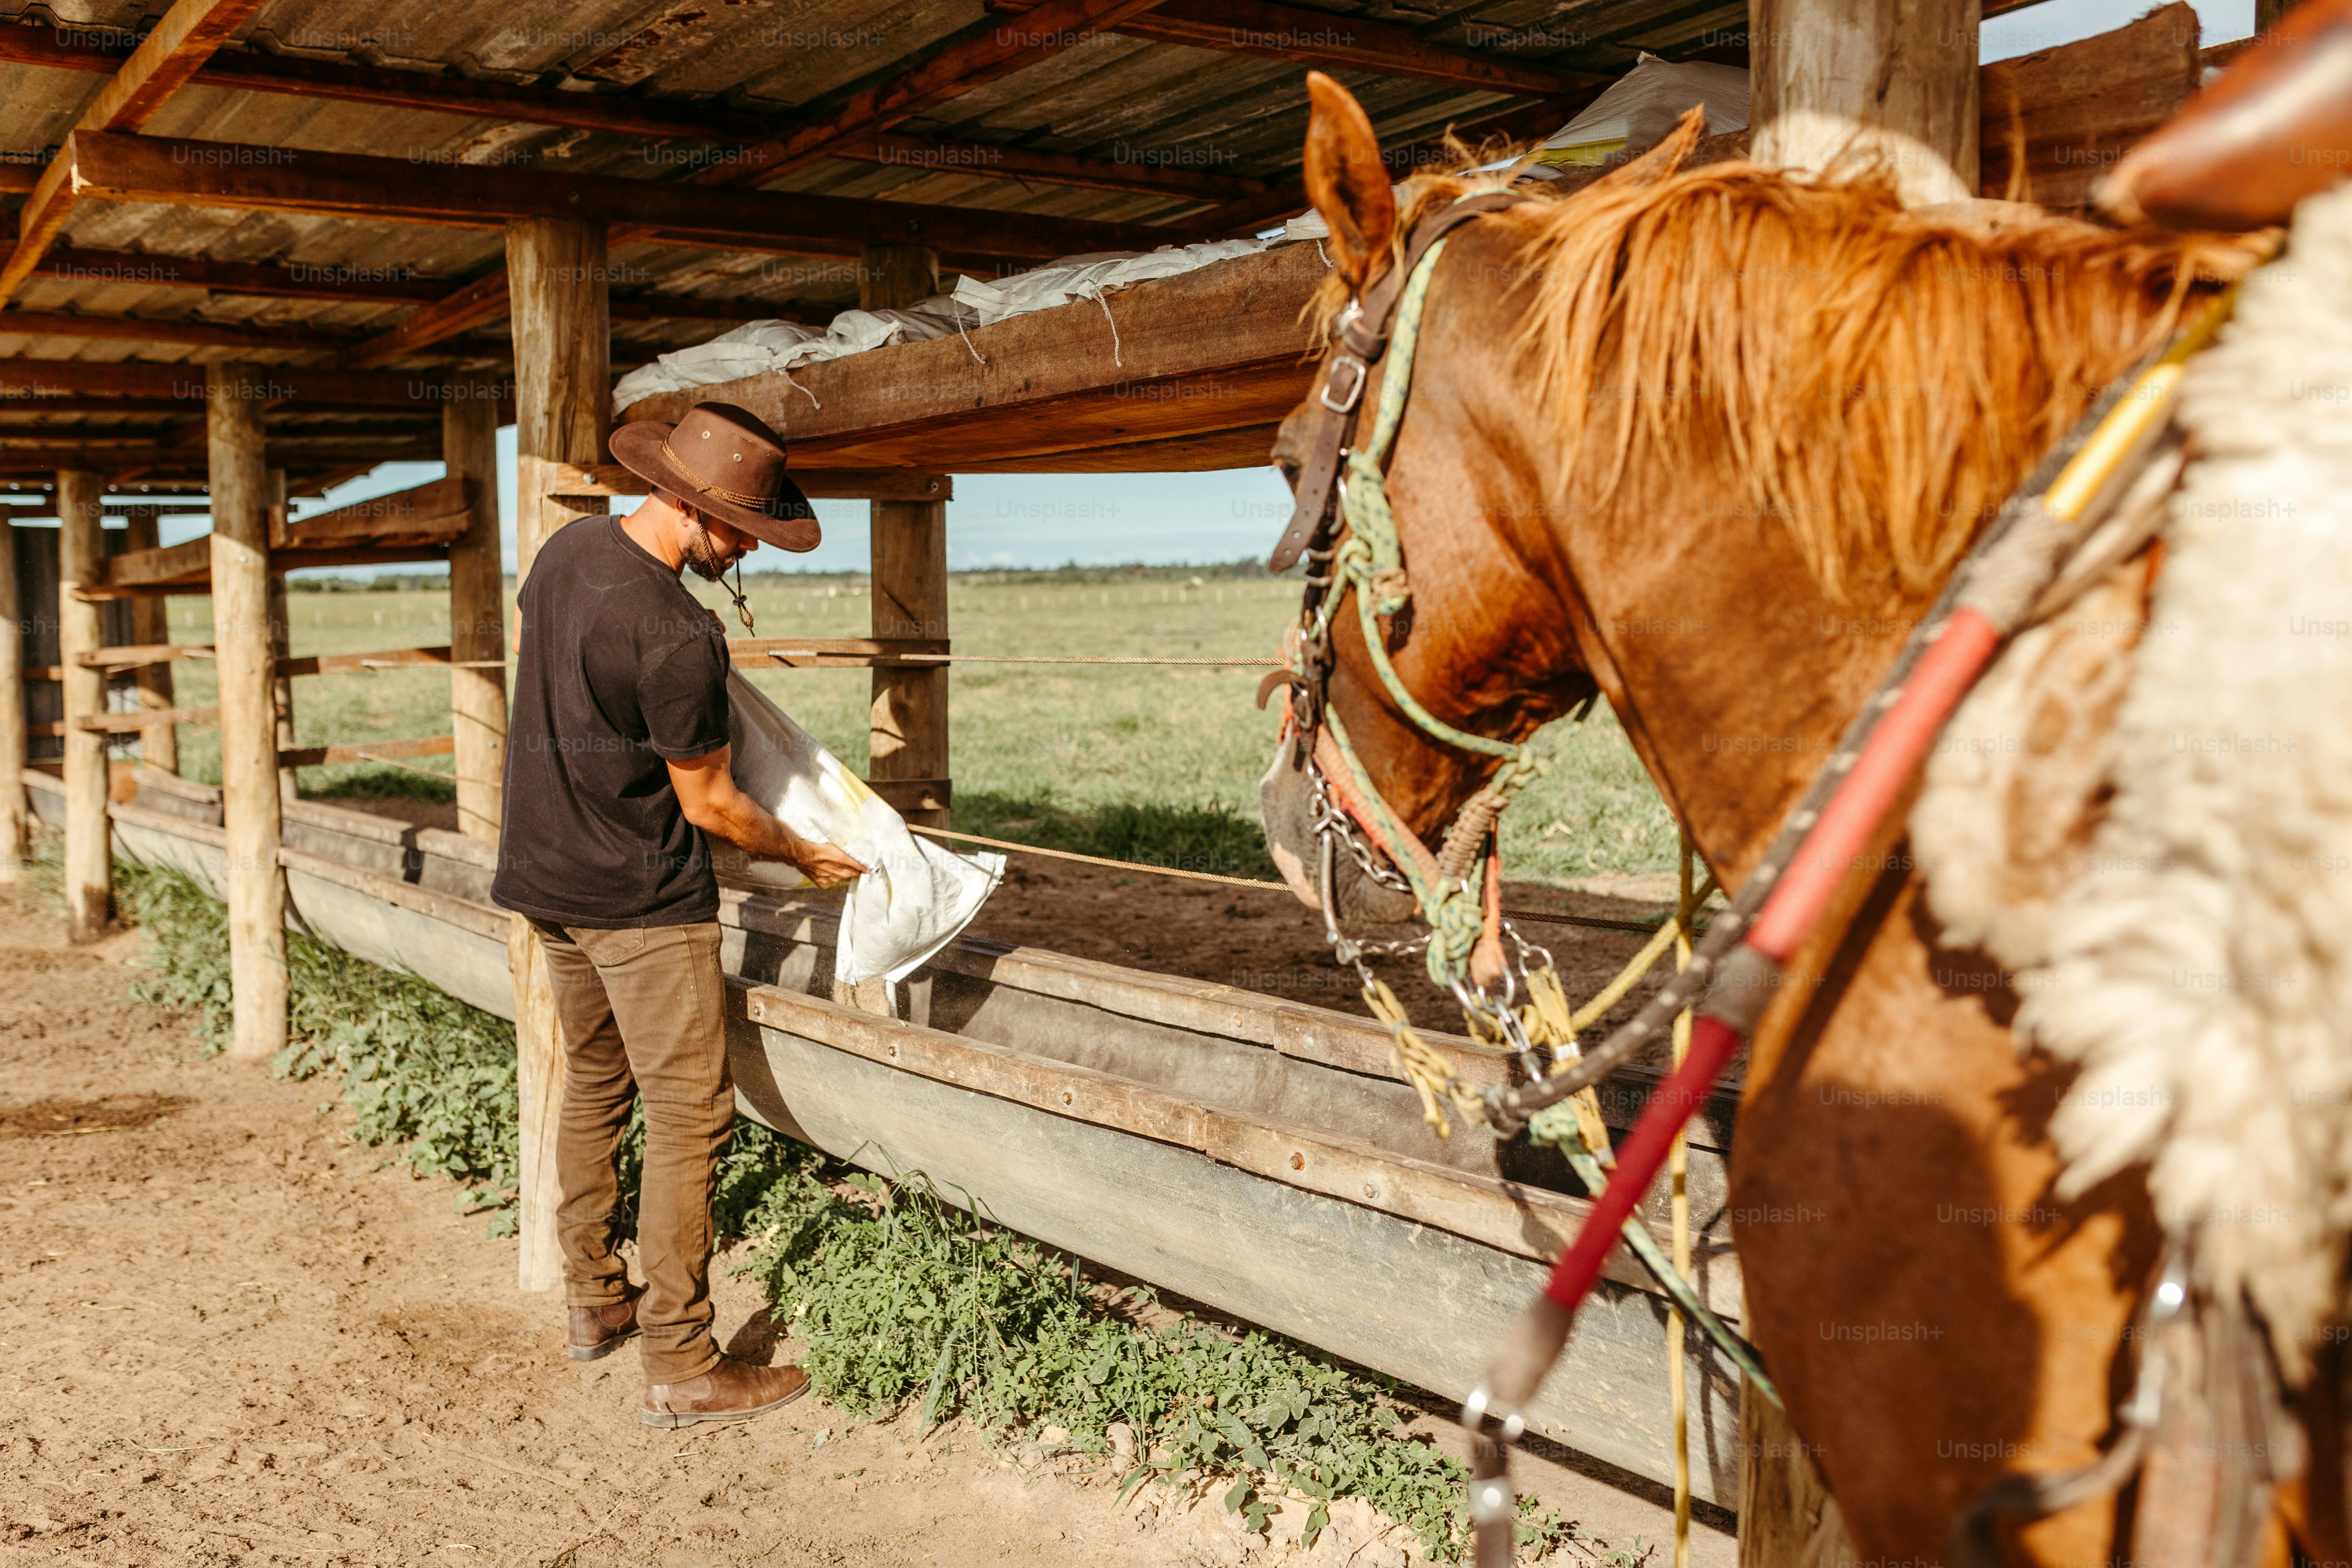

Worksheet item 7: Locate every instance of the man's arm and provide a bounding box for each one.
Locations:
[667,747,866,888]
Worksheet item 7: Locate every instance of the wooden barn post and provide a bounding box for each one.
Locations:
[122,505,177,775]
[0,516,26,882]
[445,378,507,844]
[1750,0,1981,206]
[860,246,950,833]
[1739,6,1964,1552]
[506,215,611,1292]
[266,469,298,804]
[57,468,108,941]
[209,363,288,1060]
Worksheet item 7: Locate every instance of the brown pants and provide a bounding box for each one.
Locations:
[537,919,733,1383]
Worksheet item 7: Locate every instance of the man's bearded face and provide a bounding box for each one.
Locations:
[681,514,749,581]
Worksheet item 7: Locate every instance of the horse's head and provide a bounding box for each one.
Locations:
[1258,73,1598,935]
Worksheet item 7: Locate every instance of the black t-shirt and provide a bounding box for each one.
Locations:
[492,515,732,929]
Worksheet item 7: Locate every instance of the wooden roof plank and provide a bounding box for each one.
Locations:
[618,243,1326,469]
[0,0,275,308]
[60,130,1203,262]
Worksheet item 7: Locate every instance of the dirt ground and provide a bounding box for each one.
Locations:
[0,880,1734,1567]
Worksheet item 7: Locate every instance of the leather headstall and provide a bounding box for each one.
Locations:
[1267,191,1525,576]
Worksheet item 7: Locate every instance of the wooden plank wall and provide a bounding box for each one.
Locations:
[1980,2,2203,209]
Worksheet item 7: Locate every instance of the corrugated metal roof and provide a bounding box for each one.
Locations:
[0,0,1747,479]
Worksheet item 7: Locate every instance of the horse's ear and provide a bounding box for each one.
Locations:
[1303,71,1397,292]
[1595,104,1708,191]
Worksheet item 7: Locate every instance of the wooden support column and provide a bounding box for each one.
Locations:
[507,217,610,592]
[57,468,108,941]
[0,520,24,881]
[122,505,177,774]
[858,246,939,313]
[208,363,287,1060]
[852,246,950,1019]
[504,216,608,1291]
[267,469,297,804]
[863,243,951,836]
[1750,0,1980,206]
[2257,0,2293,32]
[445,380,506,842]
[1738,1376,1856,1568]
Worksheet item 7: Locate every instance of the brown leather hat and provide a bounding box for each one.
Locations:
[609,402,820,551]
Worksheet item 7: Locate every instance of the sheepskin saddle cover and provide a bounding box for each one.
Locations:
[1913,182,2352,1381]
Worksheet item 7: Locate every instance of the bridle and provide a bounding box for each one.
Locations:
[1264,189,1574,1065]
[1263,184,2245,1566]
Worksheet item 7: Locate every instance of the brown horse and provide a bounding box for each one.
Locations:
[1256,77,2306,1563]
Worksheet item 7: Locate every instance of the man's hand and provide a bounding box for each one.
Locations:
[667,747,867,886]
[791,838,867,889]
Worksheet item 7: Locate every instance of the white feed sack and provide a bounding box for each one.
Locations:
[1523,54,1749,171]
[719,672,1004,987]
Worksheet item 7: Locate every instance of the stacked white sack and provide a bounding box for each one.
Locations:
[719,671,1003,986]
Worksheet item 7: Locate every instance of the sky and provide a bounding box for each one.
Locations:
[127,0,2256,575]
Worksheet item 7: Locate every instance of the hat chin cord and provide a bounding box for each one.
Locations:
[679,514,756,633]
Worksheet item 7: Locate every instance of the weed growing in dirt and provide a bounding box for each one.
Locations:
[729,1139,1575,1562]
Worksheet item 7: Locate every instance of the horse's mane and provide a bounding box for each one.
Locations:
[1312,120,2273,601]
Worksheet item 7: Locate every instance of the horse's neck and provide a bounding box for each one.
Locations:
[1559,481,1928,892]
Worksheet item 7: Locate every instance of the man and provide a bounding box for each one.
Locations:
[493,402,865,1428]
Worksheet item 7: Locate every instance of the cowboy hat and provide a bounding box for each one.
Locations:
[608,402,820,551]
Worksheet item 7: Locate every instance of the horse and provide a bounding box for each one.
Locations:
[1254,73,2311,1564]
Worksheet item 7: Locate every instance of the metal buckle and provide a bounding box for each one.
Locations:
[1320,354,1368,414]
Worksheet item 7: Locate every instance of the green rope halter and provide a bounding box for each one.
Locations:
[1322,225,1551,992]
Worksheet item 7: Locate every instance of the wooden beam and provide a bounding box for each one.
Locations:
[0,308,350,353]
[209,362,286,1058]
[0,0,273,308]
[445,377,505,844]
[67,705,217,732]
[0,518,22,879]
[278,645,453,677]
[0,360,496,407]
[34,244,445,303]
[278,733,455,768]
[542,462,951,503]
[84,538,455,596]
[701,0,1179,188]
[0,23,767,144]
[0,441,441,482]
[24,242,784,323]
[342,273,512,371]
[268,475,471,549]
[987,0,1607,96]
[121,507,178,773]
[61,130,1201,263]
[78,0,272,133]
[74,642,215,669]
[57,468,108,940]
[727,637,950,670]
[0,28,1260,210]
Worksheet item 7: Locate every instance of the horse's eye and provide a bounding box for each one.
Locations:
[1274,460,1301,493]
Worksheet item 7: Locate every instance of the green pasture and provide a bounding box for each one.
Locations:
[156,572,1678,886]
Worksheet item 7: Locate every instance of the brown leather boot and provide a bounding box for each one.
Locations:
[639,1356,810,1428]
[566,1284,644,1363]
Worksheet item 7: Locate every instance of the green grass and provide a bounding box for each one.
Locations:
[101,847,1575,1561]
[150,572,1677,883]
